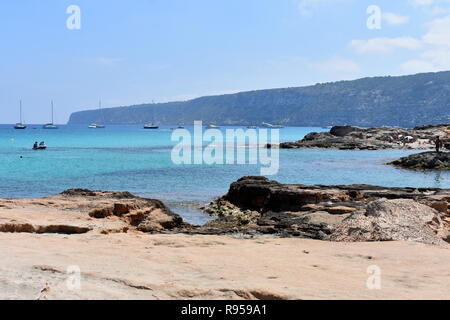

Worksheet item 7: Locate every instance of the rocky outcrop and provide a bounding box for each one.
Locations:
[330,199,448,245]
[271,124,450,150]
[2,181,449,244]
[0,189,189,236]
[201,177,450,244]
[388,152,450,170]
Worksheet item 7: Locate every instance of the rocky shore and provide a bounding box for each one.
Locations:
[1,179,449,244]
[201,177,450,245]
[1,179,450,299]
[270,124,450,150]
[388,151,450,170]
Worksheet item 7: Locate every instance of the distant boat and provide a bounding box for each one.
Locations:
[207,123,220,128]
[14,100,27,130]
[89,100,106,129]
[88,123,105,129]
[144,103,159,129]
[144,123,159,129]
[177,123,185,129]
[33,142,47,150]
[262,122,284,128]
[43,100,58,129]
[247,125,257,129]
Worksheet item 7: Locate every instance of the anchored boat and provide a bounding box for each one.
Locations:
[89,100,106,129]
[43,101,58,129]
[14,100,27,130]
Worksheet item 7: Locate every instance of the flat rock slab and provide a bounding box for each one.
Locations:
[1,233,450,300]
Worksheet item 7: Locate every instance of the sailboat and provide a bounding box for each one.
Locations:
[143,104,159,129]
[14,100,27,129]
[262,122,284,129]
[43,101,58,129]
[144,123,159,129]
[89,100,106,129]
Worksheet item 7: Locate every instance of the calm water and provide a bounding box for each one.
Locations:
[1,124,449,224]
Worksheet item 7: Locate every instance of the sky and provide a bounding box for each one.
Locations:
[1,0,450,124]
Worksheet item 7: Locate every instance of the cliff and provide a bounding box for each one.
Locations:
[68,71,450,127]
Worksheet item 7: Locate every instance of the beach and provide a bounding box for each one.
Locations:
[1,125,450,300]
[1,181,449,300]
[2,230,450,300]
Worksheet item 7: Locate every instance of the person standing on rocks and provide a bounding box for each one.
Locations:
[435,136,443,153]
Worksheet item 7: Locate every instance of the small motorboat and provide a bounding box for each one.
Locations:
[88,123,105,129]
[207,123,220,128]
[247,125,257,129]
[144,123,159,129]
[33,142,47,150]
[262,122,284,128]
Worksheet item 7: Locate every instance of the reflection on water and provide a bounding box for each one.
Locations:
[434,171,443,186]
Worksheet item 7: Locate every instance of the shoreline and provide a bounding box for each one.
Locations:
[269,124,450,151]
[1,177,449,299]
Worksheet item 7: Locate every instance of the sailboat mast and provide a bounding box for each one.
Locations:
[20,100,22,124]
[99,99,103,123]
[51,100,54,124]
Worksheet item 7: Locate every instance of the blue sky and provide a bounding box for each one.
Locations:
[1,0,450,123]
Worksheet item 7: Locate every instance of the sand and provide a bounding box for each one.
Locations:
[1,194,450,300]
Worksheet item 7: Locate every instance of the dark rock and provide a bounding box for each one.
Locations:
[388,152,450,170]
[330,126,364,137]
[275,124,450,150]
[200,177,450,242]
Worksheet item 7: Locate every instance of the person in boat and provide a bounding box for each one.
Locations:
[33,141,38,149]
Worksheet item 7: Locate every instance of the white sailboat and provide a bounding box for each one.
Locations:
[43,101,58,129]
[14,100,27,129]
[89,100,106,129]
[144,103,159,129]
[262,122,284,128]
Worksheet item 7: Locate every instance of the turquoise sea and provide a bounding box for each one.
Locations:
[1,124,449,224]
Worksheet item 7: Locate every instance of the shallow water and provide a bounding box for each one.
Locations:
[1,124,449,225]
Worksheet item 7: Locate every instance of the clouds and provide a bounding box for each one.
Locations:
[350,37,422,54]
[308,57,360,73]
[344,0,450,74]
[382,12,410,24]
[423,15,450,46]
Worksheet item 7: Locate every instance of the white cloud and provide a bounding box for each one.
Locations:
[382,12,410,25]
[350,37,422,54]
[308,57,360,73]
[410,0,436,5]
[401,59,437,73]
[422,15,450,46]
[421,49,450,67]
